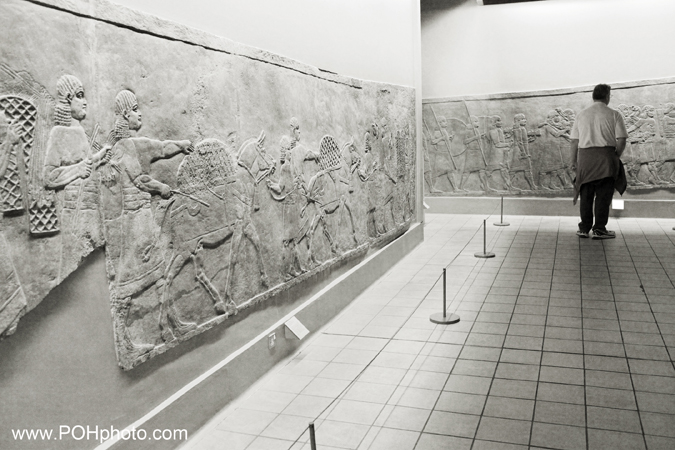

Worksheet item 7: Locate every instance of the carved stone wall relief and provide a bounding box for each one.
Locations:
[424,80,675,197]
[0,0,417,369]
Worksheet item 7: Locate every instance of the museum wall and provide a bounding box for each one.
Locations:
[0,1,422,449]
[421,0,675,98]
[421,0,675,204]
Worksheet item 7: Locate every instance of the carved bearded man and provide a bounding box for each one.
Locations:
[267,135,306,279]
[43,75,110,270]
[104,90,194,345]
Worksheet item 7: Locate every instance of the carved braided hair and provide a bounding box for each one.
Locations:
[108,90,137,146]
[54,75,83,127]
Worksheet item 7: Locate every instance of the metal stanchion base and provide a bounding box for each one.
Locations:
[494,222,510,227]
[430,312,460,325]
[474,252,495,258]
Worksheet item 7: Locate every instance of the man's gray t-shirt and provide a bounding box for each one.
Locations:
[570,102,628,148]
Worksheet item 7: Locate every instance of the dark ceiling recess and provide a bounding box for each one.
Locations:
[480,0,544,5]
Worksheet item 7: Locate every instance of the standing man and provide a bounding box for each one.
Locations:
[571,84,628,239]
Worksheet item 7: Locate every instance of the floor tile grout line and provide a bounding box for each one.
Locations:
[406,216,518,450]
[469,216,542,450]
[604,219,656,448]
[527,216,561,448]
[579,219,591,450]
[280,216,492,450]
[632,218,675,370]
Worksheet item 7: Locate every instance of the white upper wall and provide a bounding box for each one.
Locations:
[110,0,419,88]
[422,0,675,98]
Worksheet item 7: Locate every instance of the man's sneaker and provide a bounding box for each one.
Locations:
[592,229,616,239]
[576,230,590,238]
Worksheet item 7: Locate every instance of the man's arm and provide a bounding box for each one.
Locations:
[616,138,626,158]
[570,139,579,170]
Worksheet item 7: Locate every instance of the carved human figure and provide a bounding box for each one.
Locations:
[304,136,360,259]
[422,133,435,193]
[103,89,194,348]
[659,103,675,183]
[617,104,643,185]
[429,115,457,192]
[359,123,383,237]
[460,116,490,192]
[508,113,537,191]
[0,112,20,179]
[267,135,307,279]
[537,109,574,190]
[375,118,398,228]
[287,117,320,186]
[627,105,662,185]
[0,233,27,339]
[359,121,396,236]
[43,75,110,271]
[485,115,511,191]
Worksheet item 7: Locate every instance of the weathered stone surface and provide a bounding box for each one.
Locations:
[0,0,416,368]
[423,79,675,195]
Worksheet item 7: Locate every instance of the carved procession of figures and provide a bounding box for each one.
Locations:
[423,99,675,195]
[0,64,415,369]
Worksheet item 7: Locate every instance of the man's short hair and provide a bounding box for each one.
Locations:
[592,84,611,101]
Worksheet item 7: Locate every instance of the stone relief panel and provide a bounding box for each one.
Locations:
[424,80,675,196]
[0,0,416,369]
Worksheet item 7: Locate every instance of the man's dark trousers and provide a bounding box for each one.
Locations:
[579,176,614,232]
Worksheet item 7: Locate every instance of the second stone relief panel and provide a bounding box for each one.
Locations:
[423,80,675,196]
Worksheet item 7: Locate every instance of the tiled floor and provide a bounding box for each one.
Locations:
[182,214,675,450]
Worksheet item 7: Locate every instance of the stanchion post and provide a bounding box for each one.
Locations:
[494,196,510,227]
[430,268,460,324]
[475,219,496,259]
[309,422,317,450]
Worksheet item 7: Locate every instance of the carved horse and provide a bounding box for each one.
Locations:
[302,136,359,265]
[237,130,275,210]
[158,138,269,343]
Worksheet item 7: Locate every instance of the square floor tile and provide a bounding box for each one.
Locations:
[327,399,383,425]
[444,374,492,395]
[415,433,472,450]
[239,390,297,413]
[536,382,585,405]
[585,369,633,390]
[246,436,295,450]
[190,430,255,450]
[395,387,441,410]
[261,414,313,441]
[490,378,538,400]
[435,391,486,415]
[314,420,370,449]
[364,427,419,450]
[587,428,646,450]
[451,359,497,377]
[587,406,642,433]
[483,396,534,421]
[301,377,352,398]
[216,408,278,435]
[283,394,336,418]
[382,405,430,432]
[495,362,539,381]
[475,417,531,445]
[534,400,585,427]
[586,386,637,410]
[424,410,480,438]
[530,422,586,450]
[636,391,675,414]
[344,381,397,404]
